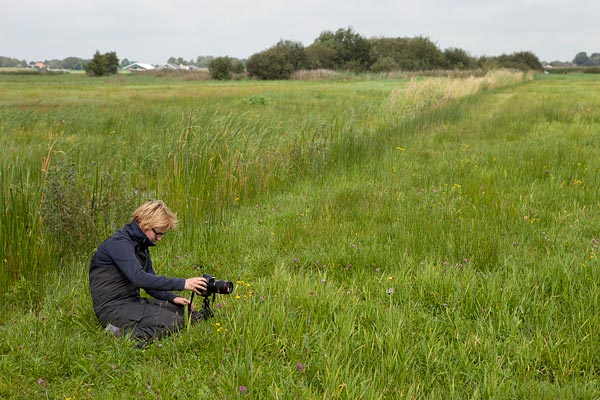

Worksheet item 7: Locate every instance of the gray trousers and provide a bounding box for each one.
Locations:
[100,298,185,340]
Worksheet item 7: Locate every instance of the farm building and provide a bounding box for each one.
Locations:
[122,63,156,71]
[156,63,203,70]
[31,62,47,70]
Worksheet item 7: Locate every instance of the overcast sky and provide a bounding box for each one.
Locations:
[2,0,597,64]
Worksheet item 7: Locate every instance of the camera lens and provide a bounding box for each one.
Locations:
[201,274,234,296]
[214,280,234,294]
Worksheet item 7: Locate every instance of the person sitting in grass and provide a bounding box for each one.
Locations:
[89,200,209,345]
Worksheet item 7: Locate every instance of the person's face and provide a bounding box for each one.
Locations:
[146,226,167,243]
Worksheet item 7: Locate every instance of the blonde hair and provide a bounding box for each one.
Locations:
[131,200,178,231]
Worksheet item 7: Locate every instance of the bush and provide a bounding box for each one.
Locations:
[247,49,293,80]
[311,27,372,72]
[230,58,245,74]
[305,43,338,70]
[443,47,476,70]
[370,56,400,73]
[247,41,307,80]
[209,57,234,80]
[369,36,445,71]
[208,57,245,80]
[492,51,543,71]
[85,50,119,76]
[584,67,600,74]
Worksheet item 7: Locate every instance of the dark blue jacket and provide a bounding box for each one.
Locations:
[89,221,185,322]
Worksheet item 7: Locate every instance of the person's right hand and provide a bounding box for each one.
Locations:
[185,277,208,294]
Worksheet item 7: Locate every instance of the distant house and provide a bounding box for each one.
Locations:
[122,63,156,71]
[32,62,47,71]
[156,63,203,71]
[156,63,179,70]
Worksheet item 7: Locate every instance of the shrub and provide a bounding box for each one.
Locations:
[584,66,600,74]
[369,36,445,71]
[209,57,234,80]
[443,47,477,70]
[247,50,291,80]
[85,50,119,76]
[208,57,245,80]
[246,40,307,80]
[370,56,400,73]
[305,43,338,70]
[311,27,372,72]
[487,51,543,71]
[230,58,245,74]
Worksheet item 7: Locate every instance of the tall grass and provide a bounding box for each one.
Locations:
[1,72,599,398]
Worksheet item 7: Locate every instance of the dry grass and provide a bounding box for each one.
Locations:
[387,69,533,113]
[134,69,213,80]
[291,69,343,81]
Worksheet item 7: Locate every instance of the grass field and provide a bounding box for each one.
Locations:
[1,71,599,399]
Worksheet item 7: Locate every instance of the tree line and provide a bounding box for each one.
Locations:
[219,27,542,80]
[572,52,600,67]
[2,27,553,79]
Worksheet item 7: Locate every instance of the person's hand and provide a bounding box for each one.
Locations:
[185,277,207,295]
[173,296,191,308]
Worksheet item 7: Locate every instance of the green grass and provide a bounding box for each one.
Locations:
[1,72,599,398]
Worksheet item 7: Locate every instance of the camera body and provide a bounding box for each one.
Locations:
[201,274,234,297]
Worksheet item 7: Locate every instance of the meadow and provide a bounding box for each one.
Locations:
[0,70,599,399]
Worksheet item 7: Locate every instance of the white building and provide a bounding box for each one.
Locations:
[122,63,156,71]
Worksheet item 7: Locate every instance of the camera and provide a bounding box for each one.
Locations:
[201,274,234,297]
[187,273,234,321]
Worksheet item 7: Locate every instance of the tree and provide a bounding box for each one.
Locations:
[104,52,119,74]
[62,57,86,70]
[573,52,589,66]
[273,40,308,71]
[588,53,600,66]
[246,40,307,80]
[168,57,188,66]
[443,47,476,70]
[305,42,337,69]
[230,58,245,74]
[369,36,445,71]
[0,56,27,68]
[195,56,215,68]
[312,27,372,72]
[247,48,294,80]
[209,57,233,80]
[46,59,62,69]
[510,51,543,70]
[370,56,400,73]
[495,51,543,70]
[404,37,445,70]
[85,50,120,76]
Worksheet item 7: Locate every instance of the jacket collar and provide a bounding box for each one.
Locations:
[124,221,155,249]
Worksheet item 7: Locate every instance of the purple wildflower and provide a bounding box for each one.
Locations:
[296,362,304,372]
[240,386,247,394]
[37,378,46,387]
